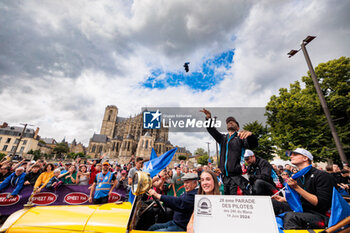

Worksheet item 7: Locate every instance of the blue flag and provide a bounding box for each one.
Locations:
[143,148,178,178]
[150,148,157,160]
[285,184,303,212]
[285,165,312,213]
[328,187,350,228]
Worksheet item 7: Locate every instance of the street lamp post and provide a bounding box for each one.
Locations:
[11,123,28,158]
[288,36,348,165]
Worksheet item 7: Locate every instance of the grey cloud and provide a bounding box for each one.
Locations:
[129,0,252,58]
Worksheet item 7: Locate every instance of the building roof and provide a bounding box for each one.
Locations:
[41,138,57,144]
[91,133,108,143]
[116,117,127,123]
[0,126,35,138]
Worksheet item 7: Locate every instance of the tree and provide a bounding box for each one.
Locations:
[53,142,69,159]
[194,148,209,165]
[243,121,275,161]
[266,57,350,163]
[28,149,43,160]
[194,148,208,157]
[178,155,187,160]
[0,153,6,161]
[197,154,209,165]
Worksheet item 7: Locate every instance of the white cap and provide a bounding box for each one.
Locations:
[292,148,313,161]
[244,149,254,158]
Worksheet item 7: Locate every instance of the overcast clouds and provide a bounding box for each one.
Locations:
[1,0,349,154]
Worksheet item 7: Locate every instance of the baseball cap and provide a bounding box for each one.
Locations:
[226,116,239,127]
[291,148,313,161]
[102,161,110,166]
[244,149,254,158]
[181,173,198,181]
[121,170,127,174]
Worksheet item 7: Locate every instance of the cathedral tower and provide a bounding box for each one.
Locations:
[100,105,118,138]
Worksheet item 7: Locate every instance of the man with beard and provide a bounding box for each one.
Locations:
[88,162,117,204]
[200,108,258,195]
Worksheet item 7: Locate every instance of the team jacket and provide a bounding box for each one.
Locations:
[207,120,258,176]
[247,156,275,186]
[0,172,26,196]
[160,188,198,230]
[297,167,336,215]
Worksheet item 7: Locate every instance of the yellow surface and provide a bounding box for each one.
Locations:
[5,202,325,233]
[6,203,132,233]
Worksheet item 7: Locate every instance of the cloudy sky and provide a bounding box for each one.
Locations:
[1,0,349,155]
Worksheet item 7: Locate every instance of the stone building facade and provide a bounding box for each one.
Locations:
[0,122,40,158]
[87,105,188,164]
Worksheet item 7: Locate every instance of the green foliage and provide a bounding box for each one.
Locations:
[197,154,209,165]
[66,152,86,159]
[194,148,208,156]
[53,142,69,158]
[266,57,350,163]
[178,155,187,160]
[0,153,6,161]
[243,121,275,161]
[38,140,46,145]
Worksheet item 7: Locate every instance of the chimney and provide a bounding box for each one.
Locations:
[0,122,8,128]
[34,127,40,139]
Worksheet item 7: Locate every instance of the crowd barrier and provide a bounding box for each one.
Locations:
[0,185,127,215]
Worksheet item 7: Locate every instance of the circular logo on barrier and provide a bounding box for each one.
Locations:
[32,192,57,205]
[0,193,20,206]
[197,197,212,216]
[64,192,89,204]
[108,192,121,203]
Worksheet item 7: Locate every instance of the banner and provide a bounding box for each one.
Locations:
[0,185,127,215]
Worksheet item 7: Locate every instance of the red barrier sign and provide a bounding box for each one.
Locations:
[32,192,57,205]
[64,192,89,204]
[108,192,121,203]
[0,193,20,206]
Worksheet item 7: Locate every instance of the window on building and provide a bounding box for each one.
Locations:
[20,147,25,152]
[2,145,8,151]
[98,146,102,153]
[0,137,2,142]
[127,141,130,151]
[145,140,148,149]
[15,139,20,144]
[6,138,11,143]
[22,140,27,145]
[91,145,96,153]
[11,146,16,152]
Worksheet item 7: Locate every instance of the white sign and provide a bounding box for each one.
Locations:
[194,195,279,233]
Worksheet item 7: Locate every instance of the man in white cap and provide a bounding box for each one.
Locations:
[147,173,198,232]
[272,148,336,229]
[244,149,278,195]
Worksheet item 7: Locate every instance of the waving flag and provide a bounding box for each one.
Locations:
[285,165,312,212]
[150,148,157,160]
[143,148,178,178]
[328,187,350,228]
